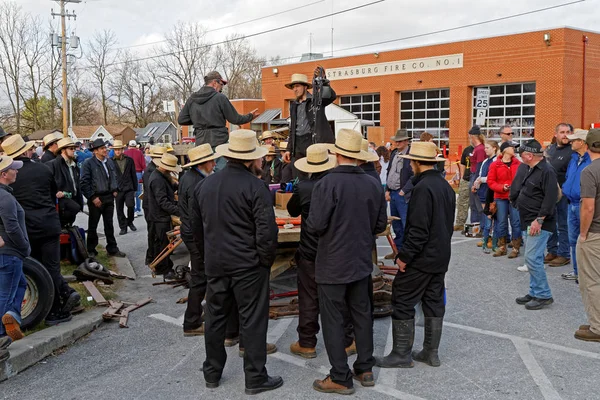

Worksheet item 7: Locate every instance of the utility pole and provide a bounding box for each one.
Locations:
[51,0,80,137]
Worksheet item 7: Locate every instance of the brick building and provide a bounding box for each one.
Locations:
[258,27,600,155]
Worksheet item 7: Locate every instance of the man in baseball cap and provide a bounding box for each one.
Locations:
[124,139,146,217]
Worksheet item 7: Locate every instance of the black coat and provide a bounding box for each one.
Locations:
[396,169,456,274]
[10,157,61,239]
[307,165,387,284]
[191,162,278,276]
[147,169,179,223]
[80,156,118,200]
[112,155,138,193]
[142,161,157,213]
[360,162,381,183]
[262,157,282,184]
[178,167,205,243]
[287,87,337,158]
[280,162,293,184]
[47,155,84,221]
[40,151,56,164]
[287,172,327,262]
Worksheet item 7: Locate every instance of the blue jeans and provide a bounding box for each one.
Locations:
[0,255,26,336]
[523,230,552,299]
[480,213,492,241]
[547,196,570,258]
[390,190,408,250]
[135,172,143,213]
[567,203,580,275]
[495,199,521,240]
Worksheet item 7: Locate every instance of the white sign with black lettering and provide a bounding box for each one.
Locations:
[475,88,490,110]
[475,109,486,126]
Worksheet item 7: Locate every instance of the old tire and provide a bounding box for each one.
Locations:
[21,257,55,330]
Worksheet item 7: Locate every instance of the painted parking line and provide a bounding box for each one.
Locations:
[512,338,562,400]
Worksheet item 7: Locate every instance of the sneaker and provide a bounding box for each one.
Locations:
[61,291,81,314]
[544,253,557,264]
[517,264,529,272]
[290,341,317,359]
[108,250,127,258]
[345,341,357,357]
[45,311,73,326]
[548,256,570,267]
[525,297,554,310]
[1,314,24,341]
[575,328,600,342]
[183,323,204,337]
[0,336,12,350]
[516,294,534,305]
[245,375,284,395]
[224,336,239,347]
[239,343,277,358]
[128,223,137,232]
[119,228,127,235]
[163,269,178,281]
[352,370,375,387]
[135,211,143,218]
[561,271,578,280]
[313,375,355,395]
[483,247,491,254]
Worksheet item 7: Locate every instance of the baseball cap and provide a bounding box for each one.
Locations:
[586,129,600,150]
[0,155,23,173]
[500,141,519,153]
[518,139,544,155]
[204,71,227,85]
[567,129,588,141]
[129,140,137,147]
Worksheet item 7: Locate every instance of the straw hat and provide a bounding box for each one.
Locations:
[361,139,379,162]
[285,73,312,89]
[263,145,277,156]
[277,142,288,151]
[183,143,219,168]
[400,141,446,162]
[327,129,372,161]
[215,129,268,160]
[43,132,63,149]
[0,155,23,173]
[112,140,125,149]
[295,144,337,173]
[150,146,168,158]
[57,137,77,151]
[260,131,275,141]
[155,153,182,173]
[1,134,35,158]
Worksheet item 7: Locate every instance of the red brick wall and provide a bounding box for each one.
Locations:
[262,28,600,154]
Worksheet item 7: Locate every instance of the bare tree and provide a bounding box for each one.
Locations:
[86,29,117,125]
[218,34,264,99]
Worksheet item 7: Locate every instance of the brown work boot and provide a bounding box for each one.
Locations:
[2,314,24,341]
[477,238,492,248]
[453,225,464,232]
[384,252,396,260]
[493,237,507,257]
[345,341,357,357]
[352,370,375,387]
[579,324,591,331]
[507,238,522,259]
[548,256,570,267]
[290,341,317,359]
[239,342,277,357]
[575,328,600,342]
[544,253,557,264]
[183,323,204,337]
[313,375,355,395]
[224,336,239,347]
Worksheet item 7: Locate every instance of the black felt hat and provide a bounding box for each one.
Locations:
[88,138,107,150]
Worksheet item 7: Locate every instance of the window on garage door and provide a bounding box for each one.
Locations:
[472,83,535,143]
[339,93,381,127]
[399,88,450,149]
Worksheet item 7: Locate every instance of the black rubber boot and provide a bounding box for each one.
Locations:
[376,319,414,368]
[412,317,443,367]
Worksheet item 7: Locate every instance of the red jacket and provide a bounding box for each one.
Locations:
[124,148,146,173]
[487,156,521,200]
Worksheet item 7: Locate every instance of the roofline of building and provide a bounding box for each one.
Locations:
[264,26,596,69]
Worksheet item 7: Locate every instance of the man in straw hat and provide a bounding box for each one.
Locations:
[191,129,282,395]
[0,154,29,347]
[81,138,126,258]
[385,129,413,258]
[377,141,455,369]
[141,146,167,267]
[47,137,84,227]
[261,145,282,184]
[282,68,336,177]
[358,138,382,182]
[278,141,293,184]
[287,144,357,360]
[3,135,81,325]
[179,144,218,336]
[111,140,138,236]
[260,131,276,146]
[178,71,260,171]
[40,132,63,164]
[308,129,387,394]
[147,153,181,280]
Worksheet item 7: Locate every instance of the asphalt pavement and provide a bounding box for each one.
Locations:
[2,211,599,400]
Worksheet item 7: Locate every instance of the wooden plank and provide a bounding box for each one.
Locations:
[82,281,109,306]
[102,301,124,320]
[270,249,296,280]
[119,298,153,328]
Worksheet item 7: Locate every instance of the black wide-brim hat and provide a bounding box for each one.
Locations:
[89,138,107,150]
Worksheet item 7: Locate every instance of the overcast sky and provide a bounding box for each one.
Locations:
[18,0,599,65]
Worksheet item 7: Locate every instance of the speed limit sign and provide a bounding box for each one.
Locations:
[475,88,490,110]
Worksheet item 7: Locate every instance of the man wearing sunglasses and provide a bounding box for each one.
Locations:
[179,71,260,171]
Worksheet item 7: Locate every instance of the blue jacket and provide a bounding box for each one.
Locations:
[477,156,495,203]
[562,152,591,204]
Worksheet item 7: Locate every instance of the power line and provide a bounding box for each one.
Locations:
[106,0,385,67]
[113,0,327,51]
[271,0,586,64]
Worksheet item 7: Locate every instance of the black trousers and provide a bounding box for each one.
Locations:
[143,211,154,265]
[183,239,207,330]
[116,190,135,229]
[203,267,270,386]
[391,268,446,320]
[319,276,375,388]
[87,194,118,254]
[296,254,353,348]
[148,220,173,275]
[30,235,72,314]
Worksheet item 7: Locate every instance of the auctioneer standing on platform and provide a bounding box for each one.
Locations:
[378,141,455,369]
[191,130,282,395]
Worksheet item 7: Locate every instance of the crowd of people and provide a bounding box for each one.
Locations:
[0,67,599,397]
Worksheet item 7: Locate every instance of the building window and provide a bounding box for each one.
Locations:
[340,93,381,128]
[399,88,450,148]
[472,83,535,143]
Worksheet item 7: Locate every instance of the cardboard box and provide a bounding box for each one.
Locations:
[275,191,293,209]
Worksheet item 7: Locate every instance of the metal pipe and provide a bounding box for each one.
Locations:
[582,35,588,129]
